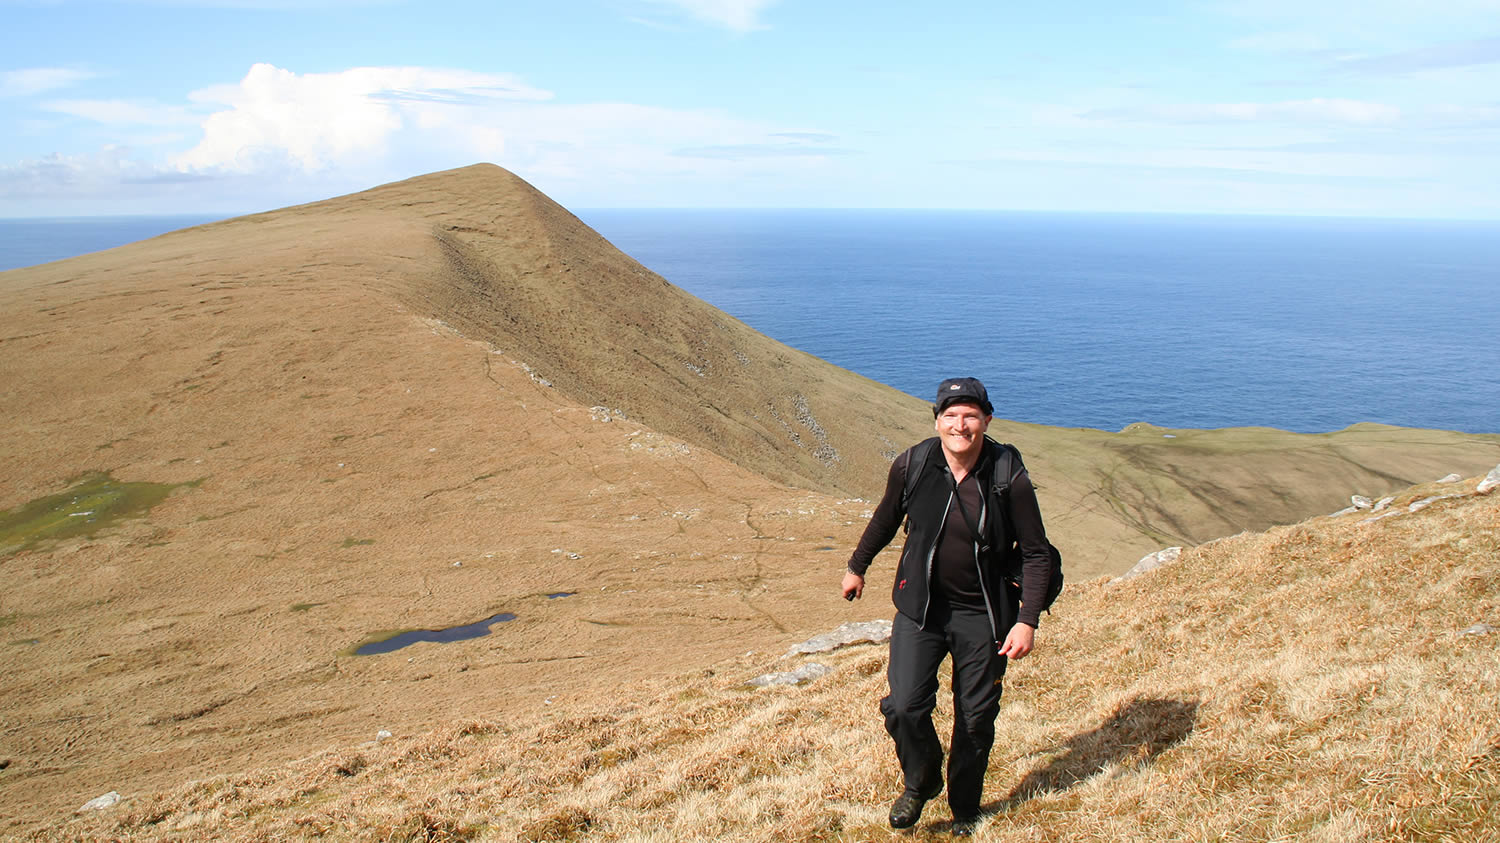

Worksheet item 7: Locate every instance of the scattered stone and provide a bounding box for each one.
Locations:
[1328,506,1359,517]
[1373,496,1395,512]
[785,620,893,656]
[747,662,832,688]
[1113,547,1183,583]
[1351,495,1373,510]
[375,729,392,742]
[1409,494,1462,513]
[0,758,10,770]
[1459,624,1497,636]
[1478,465,1500,494]
[1359,511,1402,526]
[78,791,120,813]
[1437,473,1463,484]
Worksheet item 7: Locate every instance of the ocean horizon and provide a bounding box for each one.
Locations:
[5,210,1498,435]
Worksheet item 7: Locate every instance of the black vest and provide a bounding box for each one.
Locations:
[892,437,1018,639]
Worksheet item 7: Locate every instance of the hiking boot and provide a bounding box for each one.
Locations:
[951,814,980,837]
[888,791,930,829]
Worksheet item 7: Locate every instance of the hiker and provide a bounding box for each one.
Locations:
[841,377,1053,837]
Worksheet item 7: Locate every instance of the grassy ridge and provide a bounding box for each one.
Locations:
[52,475,1500,841]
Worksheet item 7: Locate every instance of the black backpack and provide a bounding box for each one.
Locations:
[901,437,1064,614]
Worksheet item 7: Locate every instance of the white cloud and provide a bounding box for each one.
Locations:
[1,60,846,213]
[1086,98,1402,127]
[0,68,97,97]
[162,63,845,186]
[175,64,553,172]
[641,0,780,31]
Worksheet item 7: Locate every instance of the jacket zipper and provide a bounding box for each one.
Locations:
[973,493,999,641]
[918,488,951,630]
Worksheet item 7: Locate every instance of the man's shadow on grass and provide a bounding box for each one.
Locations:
[990,696,1199,810]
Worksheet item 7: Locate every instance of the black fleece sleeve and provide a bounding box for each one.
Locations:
[846,452,908,576]
[1007,467,1051,628]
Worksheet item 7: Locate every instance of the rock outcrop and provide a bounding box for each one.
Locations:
[785,620,893,656]
[1113,546,1183,583]
[747,663,832,687]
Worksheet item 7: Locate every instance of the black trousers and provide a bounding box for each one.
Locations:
[880,602,1007,817]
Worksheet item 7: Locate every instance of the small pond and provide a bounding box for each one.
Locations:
[353,612,517,656]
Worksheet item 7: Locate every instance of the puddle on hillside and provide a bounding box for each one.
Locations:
[1,472,198,556]
[350,612,518,656]
[547,592,576,599]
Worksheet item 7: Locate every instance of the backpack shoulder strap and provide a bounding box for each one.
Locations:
[900,437,938,512]
[989,439,1024,496]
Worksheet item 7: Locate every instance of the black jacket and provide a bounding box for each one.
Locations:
[847,436,1052,639]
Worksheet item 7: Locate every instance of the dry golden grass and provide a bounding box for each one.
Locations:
[42,477,1500,842]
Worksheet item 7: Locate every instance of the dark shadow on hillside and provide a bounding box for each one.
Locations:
[993,696,1199,808]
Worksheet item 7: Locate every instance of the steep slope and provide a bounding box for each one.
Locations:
[193,163,923,498]
[44,473,1500,841]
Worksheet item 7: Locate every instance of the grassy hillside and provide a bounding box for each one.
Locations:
[2,164,1496,833]
[45,474,1500,841]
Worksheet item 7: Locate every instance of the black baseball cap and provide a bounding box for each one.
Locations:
[934,377,993,417]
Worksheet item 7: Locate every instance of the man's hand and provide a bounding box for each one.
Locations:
[841,571,864,601]
[998,622,1035,659]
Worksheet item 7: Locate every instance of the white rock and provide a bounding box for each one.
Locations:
[78,792,120,812]
[1459,624,1497,636]
[1478,465,1500,494]
[1437,473,1463,483]
[786,620,893,656]
[747,662,832,687]
[1409,494,1462,513]
[1359,511,1401,526]
[1351,495,1373,510]
[376,729,392,741]
[1373,496,1395,512]
[1328,506,1359,517]
[1113,547,1183,583]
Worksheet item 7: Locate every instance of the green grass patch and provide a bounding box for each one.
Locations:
[341,537,375,548]
[1,472,199,557]
[291,602,326,613]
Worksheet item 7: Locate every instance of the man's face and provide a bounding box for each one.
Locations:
[934,401,991,460]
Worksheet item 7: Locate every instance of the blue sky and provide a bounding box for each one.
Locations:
[3,0,1499,218]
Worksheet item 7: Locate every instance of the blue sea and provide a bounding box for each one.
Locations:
[5,211,1498,434]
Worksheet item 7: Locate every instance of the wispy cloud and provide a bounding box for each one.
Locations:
[1228,31,1330,53]
[43,99,198,126]
[639,0,781,32]
[673,142,855,159]
[1085,98,1402,127]
[768,131,839,143]
[0,67,98,98]
[1332,35,1500,74]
